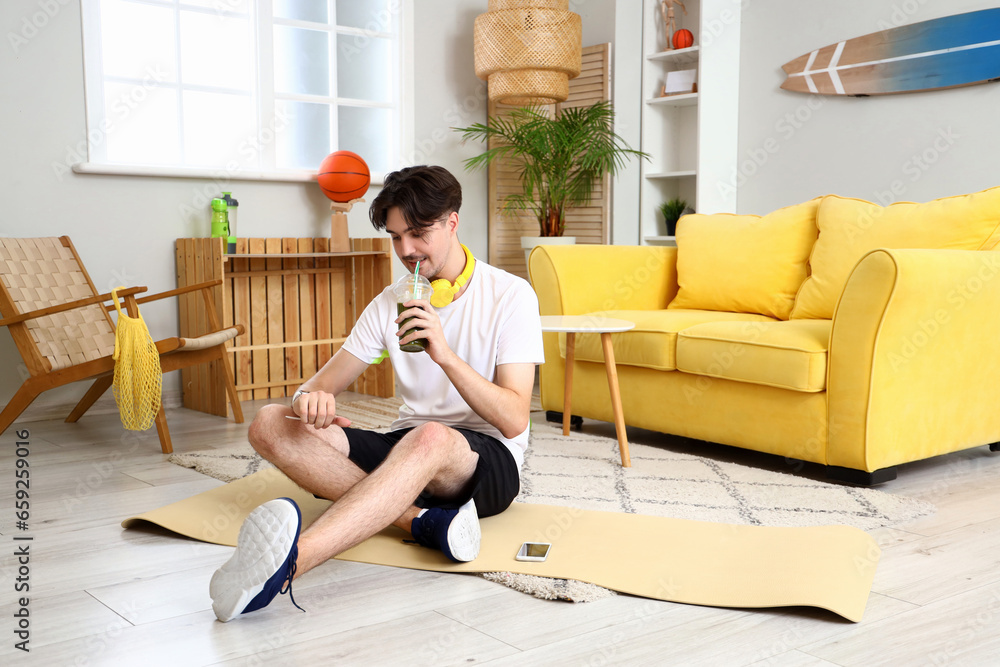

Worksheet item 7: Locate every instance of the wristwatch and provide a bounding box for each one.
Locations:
[292,389,309,404]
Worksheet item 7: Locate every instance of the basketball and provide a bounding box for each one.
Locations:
[317,151,370,202]
[673,29,694,49]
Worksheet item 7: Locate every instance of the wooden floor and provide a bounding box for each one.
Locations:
[2,391,1000,666]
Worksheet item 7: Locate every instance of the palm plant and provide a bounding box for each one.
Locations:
[455,101,648,237]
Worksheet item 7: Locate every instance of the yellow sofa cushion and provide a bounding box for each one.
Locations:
[676,319,832,393]
[563,309,777,371]
[790,187,1000,320]
[668,199,820,320]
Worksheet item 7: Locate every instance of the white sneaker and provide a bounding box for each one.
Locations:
[410,497,481,562]
[209,497,304,622]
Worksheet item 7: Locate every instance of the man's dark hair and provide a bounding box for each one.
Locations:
[369,165,463,231]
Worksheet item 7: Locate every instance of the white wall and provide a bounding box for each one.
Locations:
[0,0,489,416]
[0,0,396,415]
[613,0,644,245]
[408,0,489,268]
[735,0,1000,214]
[404,0,616,263]
[24,0,992,415]
[0,0,616,418]
[412,0,619,251]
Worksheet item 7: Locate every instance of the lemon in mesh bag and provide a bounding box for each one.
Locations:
[111,287,163,430]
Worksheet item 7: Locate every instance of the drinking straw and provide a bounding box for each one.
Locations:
[413,260,420,295]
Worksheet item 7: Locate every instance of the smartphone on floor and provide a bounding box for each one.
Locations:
[515,542,551,562]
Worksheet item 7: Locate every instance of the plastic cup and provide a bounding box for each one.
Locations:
[393,274,433,352]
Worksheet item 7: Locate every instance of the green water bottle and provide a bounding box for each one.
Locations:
[211,198,229,246]
[221,192,238,254]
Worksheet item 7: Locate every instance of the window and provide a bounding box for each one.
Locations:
[79,0,407,179]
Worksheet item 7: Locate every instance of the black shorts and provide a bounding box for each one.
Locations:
[342,426,520,518]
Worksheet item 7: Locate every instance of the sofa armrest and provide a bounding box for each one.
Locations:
[527,244,678,316]
[828,248,1000,471]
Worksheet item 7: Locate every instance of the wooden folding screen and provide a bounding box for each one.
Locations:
[487,43,613,279]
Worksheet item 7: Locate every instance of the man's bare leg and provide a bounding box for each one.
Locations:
[294,420,479,576]
[248,403,422,533]
[211,412,480,622]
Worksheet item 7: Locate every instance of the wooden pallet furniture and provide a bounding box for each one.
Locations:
[0,236,244,454]
[175,237,395,415]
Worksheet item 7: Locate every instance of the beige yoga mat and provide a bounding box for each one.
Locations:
[123,468,880,622]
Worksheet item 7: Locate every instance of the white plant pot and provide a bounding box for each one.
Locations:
[521,236,576,277]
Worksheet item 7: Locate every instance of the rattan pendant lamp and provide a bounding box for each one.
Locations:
[474,0,583,105]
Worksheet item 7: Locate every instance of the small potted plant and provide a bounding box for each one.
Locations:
[658,198,689,236]
[455,101,648,263]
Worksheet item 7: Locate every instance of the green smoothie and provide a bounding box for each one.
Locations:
[397,302,428,352]
[394,273,432,353]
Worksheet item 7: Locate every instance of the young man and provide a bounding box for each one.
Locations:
[209,165,544,622]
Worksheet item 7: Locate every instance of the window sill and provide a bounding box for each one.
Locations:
[72,162,386,186]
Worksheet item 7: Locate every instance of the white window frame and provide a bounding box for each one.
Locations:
[76,0,413,185]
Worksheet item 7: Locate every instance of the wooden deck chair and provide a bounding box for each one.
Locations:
[0,236,244,453]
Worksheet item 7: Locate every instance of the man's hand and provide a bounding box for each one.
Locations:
[292,390,352,429]
[395,299,455,365]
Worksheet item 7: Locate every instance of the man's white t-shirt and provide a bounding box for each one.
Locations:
[341,259,544,469]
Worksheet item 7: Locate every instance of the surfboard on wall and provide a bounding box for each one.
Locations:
[781,8,1000,96]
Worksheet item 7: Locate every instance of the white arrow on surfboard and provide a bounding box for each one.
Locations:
[781,8,1000,96]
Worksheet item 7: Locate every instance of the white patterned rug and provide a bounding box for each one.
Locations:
[170,397,935,602]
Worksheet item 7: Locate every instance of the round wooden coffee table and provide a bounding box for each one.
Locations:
[540,315,635,467]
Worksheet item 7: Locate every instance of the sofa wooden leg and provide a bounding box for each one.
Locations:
[826,465,898,486]
[989,442,1000,452]
[545,411,583,429]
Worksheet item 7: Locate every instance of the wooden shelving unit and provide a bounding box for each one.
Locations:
[175,236,395,417]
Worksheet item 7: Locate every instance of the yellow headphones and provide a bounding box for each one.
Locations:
[430,244,475,307]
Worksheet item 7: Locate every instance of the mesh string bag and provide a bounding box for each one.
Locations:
[110,287,163,430]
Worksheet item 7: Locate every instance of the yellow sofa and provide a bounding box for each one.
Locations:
[528,187,1000,484]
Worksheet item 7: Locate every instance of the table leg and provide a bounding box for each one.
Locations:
[600,332,631,467]
[563,332,575,436]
